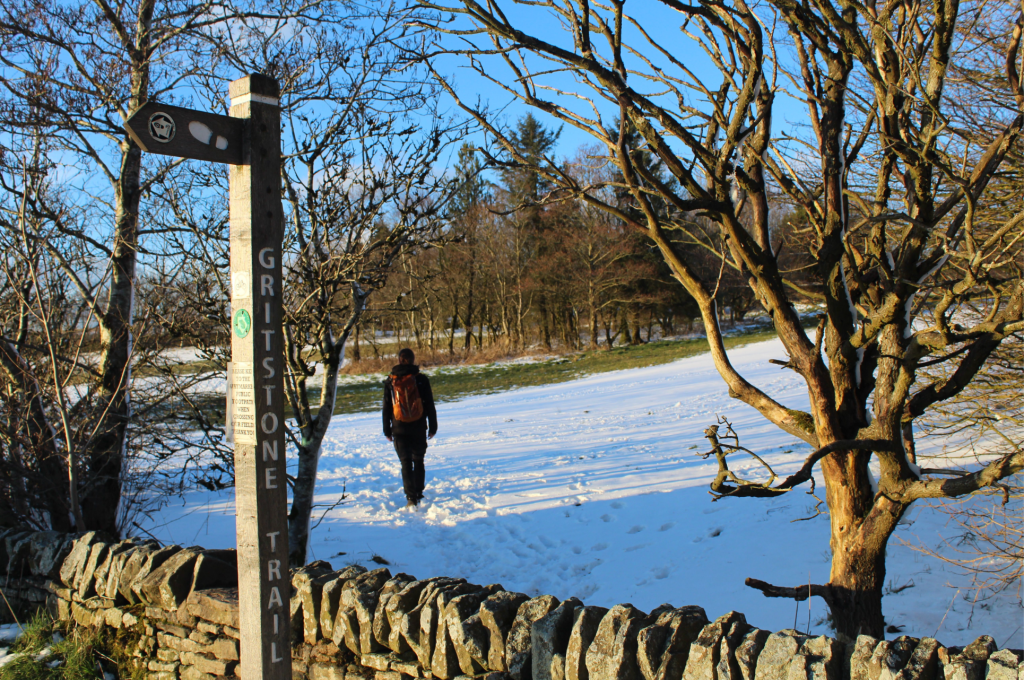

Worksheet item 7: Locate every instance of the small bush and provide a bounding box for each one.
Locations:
[9,610,53,654]
[0,612,104,680]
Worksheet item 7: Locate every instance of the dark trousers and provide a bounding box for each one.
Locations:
[393,436,427,501]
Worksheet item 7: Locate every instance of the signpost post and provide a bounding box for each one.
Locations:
[125,74,291,680]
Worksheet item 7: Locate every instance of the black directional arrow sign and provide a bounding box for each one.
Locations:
[124,102,245,165]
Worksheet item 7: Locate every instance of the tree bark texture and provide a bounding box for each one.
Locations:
[424,0,1024,641]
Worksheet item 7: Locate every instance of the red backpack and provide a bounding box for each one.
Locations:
[391,373,424,422]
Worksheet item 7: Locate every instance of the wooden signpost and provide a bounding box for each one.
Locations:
[125,74,290,680]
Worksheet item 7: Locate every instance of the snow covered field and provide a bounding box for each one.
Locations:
[138,338,1023,648]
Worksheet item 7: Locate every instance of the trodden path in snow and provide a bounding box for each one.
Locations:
[141,338,1023,647]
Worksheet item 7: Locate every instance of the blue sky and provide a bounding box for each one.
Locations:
[423,0,812,166]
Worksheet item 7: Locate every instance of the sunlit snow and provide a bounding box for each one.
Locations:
[138,338,1023,647]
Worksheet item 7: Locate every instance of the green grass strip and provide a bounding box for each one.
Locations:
[324,329,779,416]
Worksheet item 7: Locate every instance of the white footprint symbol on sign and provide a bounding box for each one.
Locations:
[189,121,229,150]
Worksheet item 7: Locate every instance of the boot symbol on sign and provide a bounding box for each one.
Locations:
[189,121,229,150]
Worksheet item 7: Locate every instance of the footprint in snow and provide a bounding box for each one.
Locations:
[652,566,670,579]
[610,501,625,509]
[659,522,676,532]
[571,546,582,554]
[600,514,614,523]
[592,542,608,551]
[627,525,645,534]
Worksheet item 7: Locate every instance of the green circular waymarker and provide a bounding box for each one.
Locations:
[233,309,252,338]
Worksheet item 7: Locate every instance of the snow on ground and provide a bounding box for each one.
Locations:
[138,338,1023,648]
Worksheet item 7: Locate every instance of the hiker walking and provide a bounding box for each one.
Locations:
[383,348,437,508]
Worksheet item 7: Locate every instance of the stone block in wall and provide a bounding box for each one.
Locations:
[311,662,349,680]
[25,531,72,579]
[115,542,162,603]
[336,605,361,654]
[374,574,419,650]
[50,593,68,621]
[363,652,396,671]
[333,567,393,655]
[94,540,142,599]
[149,660,181,672]
[187,548,236,614]
[196,621,221,636]
[104,607,125,628]
[57,532,101,586]
[77,541,112,598]
[104,541,155,603]
[71,601,98,627]
[191,549,238,595]
[404,578,466,663]
[585,603,654,680]
[506,595,560,680]
[392,658,423,677]
[851,636,882,680]
[941,636,996,680]
[180,650,236,676]
[148,671,179,680]
[481,590,531,673]
[692,613,753,680]
[452,610,491,676]
[894,639,941,680]
[393,599,426,663]
[82,595,116,610]
[159,631,203,654]
[3,530,33,578]
[310,640,343,664]
[566,605,609,680]
[177,605,199,628]
[185,588,240,629]
[753,630,842,680]
[460,589,520,675]
[140,547,202,610]
[635,606,708,680]
[155,619,192,639]
[867,637,919,680]
[292,560,342,644]
[533,597,583,680]
[322,566,368,642]
[207,636,239,661]
[730,627,770,680]
[384,578,431,655]
[189,630,214,645]
[180,665,221,680]
[984,650,1022,680]
[432,584,496,679]
[443,587,503,677]
[129,545,184,604]
[414,578,476,671]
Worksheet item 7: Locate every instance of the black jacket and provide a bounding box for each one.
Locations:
[382,364,437,440]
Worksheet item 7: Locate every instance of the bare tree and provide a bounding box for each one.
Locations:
[416,0,1024,638]
[0,128,87,531]
[0,0,326,534]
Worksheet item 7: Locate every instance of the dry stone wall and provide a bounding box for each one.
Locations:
[1,529,1020,680]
